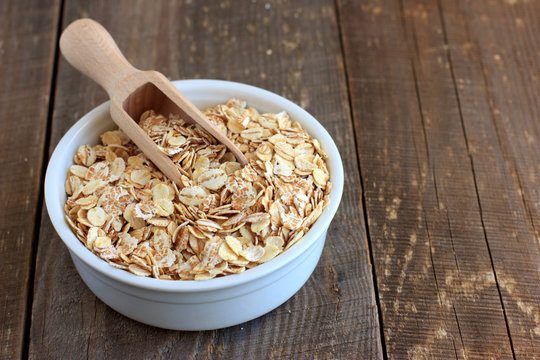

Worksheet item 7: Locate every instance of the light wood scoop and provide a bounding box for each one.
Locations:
[59,18,248,187]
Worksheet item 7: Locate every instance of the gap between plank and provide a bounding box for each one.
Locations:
[21,1,65,358]
[435,0,517,358]
[333,1,387,358]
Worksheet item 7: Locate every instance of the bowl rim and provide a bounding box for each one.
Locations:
[45,79,344,292]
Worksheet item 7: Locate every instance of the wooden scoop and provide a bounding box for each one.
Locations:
[59,18,248,187]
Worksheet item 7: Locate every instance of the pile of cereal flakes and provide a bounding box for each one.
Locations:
[64,98,331,280]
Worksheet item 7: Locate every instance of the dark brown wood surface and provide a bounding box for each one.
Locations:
[338,0,540,358]
[0,0,61,358]
[1,0,539,359]
[439,1,540,357]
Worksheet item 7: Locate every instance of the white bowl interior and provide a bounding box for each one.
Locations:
[45,79,344,292]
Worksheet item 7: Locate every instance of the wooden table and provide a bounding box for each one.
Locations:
[2,0,539,358]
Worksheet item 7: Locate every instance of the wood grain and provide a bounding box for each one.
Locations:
[29,0,382,358]
[440,0,540,356]
[0,0,61,358]
[337,0,531,357]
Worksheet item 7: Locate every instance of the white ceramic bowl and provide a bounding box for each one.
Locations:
[45,80,344,330]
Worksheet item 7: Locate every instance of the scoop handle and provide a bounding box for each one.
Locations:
[60,18,137,96]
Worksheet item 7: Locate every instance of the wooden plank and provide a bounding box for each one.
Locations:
[29,0,382,358]
[439,0,540,356]
[0,0,61,358]
[338,0,518,357]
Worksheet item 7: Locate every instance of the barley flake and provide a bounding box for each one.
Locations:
[64,98,331,280]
